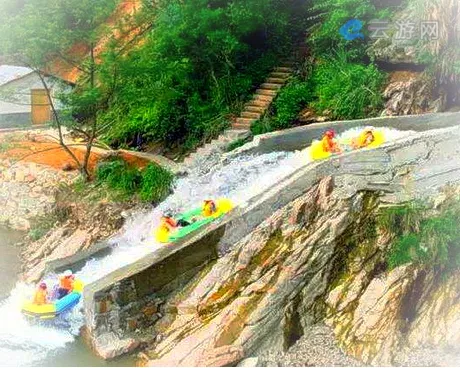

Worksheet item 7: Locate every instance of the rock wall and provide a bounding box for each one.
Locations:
[84,123,460,362]
[0,159,77,230]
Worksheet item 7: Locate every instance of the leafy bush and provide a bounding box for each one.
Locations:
[308,0,390,57]
[250,116,277,135]
[96,159,141,194]
[139,164,174,203]
[226,137,251,152]
[96,158,174,202]
[384,201,460,273]
[100,0,303,150]
[311,51,386,119]
[272,78,313,129]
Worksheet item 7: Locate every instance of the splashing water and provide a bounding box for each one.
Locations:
[0,126,413,366]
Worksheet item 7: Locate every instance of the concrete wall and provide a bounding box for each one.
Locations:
[83,118,460,359]
[0,112,32,129]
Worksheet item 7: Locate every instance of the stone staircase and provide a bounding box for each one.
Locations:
[182,62,295,170]
[232,63,294,131]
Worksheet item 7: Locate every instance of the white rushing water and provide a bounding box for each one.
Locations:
[0,126,414,366]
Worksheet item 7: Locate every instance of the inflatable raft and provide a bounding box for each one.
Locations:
[155,198,233,243]
[21,279,84,320]
[341,129,385,149]
[309,129,386,161]
[309,140,334,161]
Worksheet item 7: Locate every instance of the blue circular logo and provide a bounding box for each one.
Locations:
[339,19,364,41]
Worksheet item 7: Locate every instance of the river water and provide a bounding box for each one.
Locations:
[0,127,413,366]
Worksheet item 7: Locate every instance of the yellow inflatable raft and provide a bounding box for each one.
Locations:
[341,129,385,149]
[309,140,334,161]
[21,279,84,320]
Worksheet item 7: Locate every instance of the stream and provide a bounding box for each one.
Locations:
[0,127,413,366]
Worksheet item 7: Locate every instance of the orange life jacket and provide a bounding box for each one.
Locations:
[203,201,217,217]
[60,276,74,291]
[33,289,48,305]
[160,217,177,233]
[321,136,336,153]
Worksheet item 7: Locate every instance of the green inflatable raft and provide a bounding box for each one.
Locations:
[155,198,233,243]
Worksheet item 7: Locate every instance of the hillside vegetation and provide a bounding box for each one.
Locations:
[1,0,458,153]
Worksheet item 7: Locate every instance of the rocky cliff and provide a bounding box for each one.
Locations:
[141,175,459,366]
[80,120,460,365]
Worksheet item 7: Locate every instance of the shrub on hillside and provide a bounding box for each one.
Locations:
[311,51,386,120]
[272,78,313,129]
[96,159,141,194]
[139,164,174,203]
[96,158,174,203]
[100,0,304,151]
[382,201,460,273]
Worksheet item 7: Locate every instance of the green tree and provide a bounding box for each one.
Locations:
[100,0,303,151]
[0,0,118,180]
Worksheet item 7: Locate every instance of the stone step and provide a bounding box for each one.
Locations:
[274,67,293,73]
[253,94,274,103]
[266,77,287,84]
[241,111,261,119]
[269,72,291,79]
[235,117,256,125]
[256,89,277,96]
[260,83,282,90]
[224,129,251,140]
[232,123,251,130]
[247,99,271,108]
[245,105,266,113]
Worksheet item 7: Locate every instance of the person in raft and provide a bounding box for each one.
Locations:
[57,270,75,299]
[160,213,191,233]
[202,199,217,217]
[322,129,342,154]
[33,282,49,305]
[352,127,375,149]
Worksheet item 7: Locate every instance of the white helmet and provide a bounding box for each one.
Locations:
[63,270,73,277]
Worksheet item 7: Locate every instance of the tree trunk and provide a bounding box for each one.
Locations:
[33,67,83,172]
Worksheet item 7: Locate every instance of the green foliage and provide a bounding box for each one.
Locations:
[0,0,117,66]
[96,159,141,195]
[308,0,389,57]
[95,158,175,203]
[99,0,302,150]
[272,77,313,129]
[388,234,423,269]
[384,201,460,273]
[139,164,174,203]
[250,116,276,135]
[311,51,386,119]
[378,202,425,236]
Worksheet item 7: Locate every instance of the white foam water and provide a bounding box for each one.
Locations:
[0,126,414,366]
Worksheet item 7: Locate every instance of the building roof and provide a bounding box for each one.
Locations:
[0,65,33,87]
